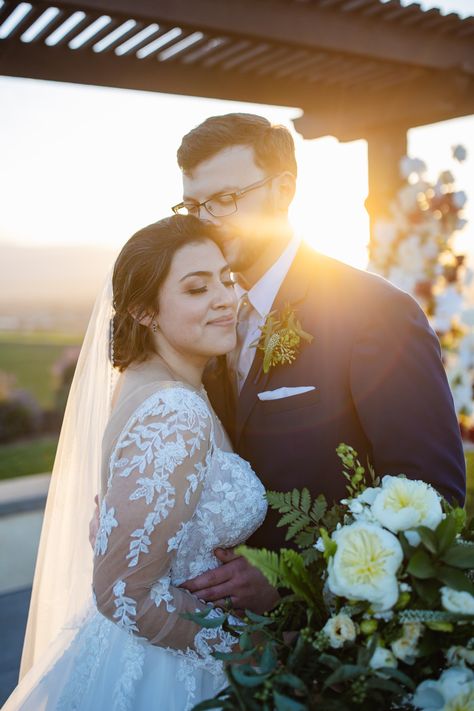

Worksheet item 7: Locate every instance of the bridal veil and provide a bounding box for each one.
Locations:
[20,272,118,677]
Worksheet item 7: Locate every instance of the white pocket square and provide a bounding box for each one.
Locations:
[257,386,316,401]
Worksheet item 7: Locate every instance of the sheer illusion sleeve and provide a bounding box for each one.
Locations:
[92,386,237,656]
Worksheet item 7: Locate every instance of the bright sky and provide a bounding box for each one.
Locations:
[0,0,472,270]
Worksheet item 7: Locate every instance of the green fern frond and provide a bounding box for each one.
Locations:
[235,546,283,588]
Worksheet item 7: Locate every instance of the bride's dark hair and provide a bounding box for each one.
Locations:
[112,214,219,371]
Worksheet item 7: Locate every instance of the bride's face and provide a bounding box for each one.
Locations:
[155,239,237,359]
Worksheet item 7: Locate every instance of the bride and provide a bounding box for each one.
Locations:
[4,215,267,711]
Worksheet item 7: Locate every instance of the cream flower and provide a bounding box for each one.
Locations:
[391,622,423,664]
[322,613,357,649]
[369,646,398,670]
[413,667,474,711]
[371,476,443,534]
[327,522,403,611]
[441,587,474,615]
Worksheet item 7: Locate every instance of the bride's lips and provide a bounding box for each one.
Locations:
[207,314,236,327]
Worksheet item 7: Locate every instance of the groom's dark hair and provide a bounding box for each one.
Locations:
[177,113,297,178]
[112,215,219,371]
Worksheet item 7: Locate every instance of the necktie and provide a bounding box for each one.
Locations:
[228,294,254,395]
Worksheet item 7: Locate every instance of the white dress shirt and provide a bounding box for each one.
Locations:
[230,235,302,391]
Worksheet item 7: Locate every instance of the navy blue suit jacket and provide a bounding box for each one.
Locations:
[204,243,466,551]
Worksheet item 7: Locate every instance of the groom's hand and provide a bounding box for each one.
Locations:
[179,547,280,615]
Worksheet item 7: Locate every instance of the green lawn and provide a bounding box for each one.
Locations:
[0,436,58,480]
[0,332,82,408]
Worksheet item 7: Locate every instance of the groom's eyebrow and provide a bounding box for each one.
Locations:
[183,185,238,201]
[180,266,231,281]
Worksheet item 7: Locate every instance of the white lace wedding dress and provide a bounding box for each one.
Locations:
[4,382,267,711]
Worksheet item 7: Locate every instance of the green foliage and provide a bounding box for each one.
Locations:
[189,446,474,711]
[336,443,380,498]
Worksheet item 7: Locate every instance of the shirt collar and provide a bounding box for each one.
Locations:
[235,235,301,318]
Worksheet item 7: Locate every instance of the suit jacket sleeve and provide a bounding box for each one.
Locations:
[349,287,466,505]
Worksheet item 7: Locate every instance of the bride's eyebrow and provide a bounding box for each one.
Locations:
[180,266,231,281]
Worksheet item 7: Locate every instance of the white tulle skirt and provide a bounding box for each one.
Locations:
[4,603,227,711]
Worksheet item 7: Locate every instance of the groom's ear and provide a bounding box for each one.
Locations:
[274,171,296,211]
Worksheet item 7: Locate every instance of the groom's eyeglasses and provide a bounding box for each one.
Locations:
[171,175,277,218]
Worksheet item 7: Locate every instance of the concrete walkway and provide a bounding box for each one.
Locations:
[0,474,50,705]
[0,587,31,706]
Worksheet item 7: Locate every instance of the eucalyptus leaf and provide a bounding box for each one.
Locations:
[273,691,307,711]
[440,542,474,569]
[407,549,437,579]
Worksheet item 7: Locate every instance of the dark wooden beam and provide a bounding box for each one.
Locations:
[52,0,474,74]
[294,72,474,141]
[0,37,303,106]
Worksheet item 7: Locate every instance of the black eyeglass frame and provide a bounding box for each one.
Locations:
[171,174,278,218]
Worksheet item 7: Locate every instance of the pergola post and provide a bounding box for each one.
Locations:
[365,126,408,257]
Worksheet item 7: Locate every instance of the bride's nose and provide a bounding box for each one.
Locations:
[211,282,236,310]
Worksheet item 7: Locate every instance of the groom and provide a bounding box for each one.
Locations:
[175,113,466,614]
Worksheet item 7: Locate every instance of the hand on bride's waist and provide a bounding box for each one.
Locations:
[179,546,280,615]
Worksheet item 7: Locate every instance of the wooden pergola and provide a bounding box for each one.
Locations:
[1,0,473,240]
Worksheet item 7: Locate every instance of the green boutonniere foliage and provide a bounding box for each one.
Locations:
[252,303,313,374]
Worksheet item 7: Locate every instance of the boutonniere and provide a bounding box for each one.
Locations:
[251,303,313,374]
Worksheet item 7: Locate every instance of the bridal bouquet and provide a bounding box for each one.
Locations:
[190,445,474,710]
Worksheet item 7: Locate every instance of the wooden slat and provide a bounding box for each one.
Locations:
[201,39,250,68]
[50,0,474,74]
[182,37,227,64]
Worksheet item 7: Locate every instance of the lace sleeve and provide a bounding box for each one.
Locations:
[93,386,236,655]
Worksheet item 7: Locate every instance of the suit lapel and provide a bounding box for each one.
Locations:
[234,243,314,445]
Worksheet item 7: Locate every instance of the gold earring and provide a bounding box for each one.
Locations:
[152,321,158,333]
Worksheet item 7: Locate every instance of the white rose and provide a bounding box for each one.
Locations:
[327,522,403,611]
[441,587,474,615]
[322,613,357,649]
[413,667,474,710]
[369,646,398,670]
[371,476,443,534]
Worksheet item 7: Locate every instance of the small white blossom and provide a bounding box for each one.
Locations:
[441,587,474,615]
[446,646,474,667]
[369,646,398,670]
[314,537,325,552]
[391,623,423,665]
[322,613,357,649]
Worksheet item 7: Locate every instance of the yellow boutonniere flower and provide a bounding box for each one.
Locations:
[251,303,313,373]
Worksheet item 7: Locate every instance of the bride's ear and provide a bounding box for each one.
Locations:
[128,307,157,330]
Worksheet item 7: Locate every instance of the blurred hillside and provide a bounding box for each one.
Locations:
[0,243,117,332]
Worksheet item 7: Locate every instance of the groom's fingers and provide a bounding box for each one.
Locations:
[180,562,234,594]
[195,583,234,604]
[214,547,239,563]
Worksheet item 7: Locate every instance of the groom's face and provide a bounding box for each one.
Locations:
[181,145,277,273]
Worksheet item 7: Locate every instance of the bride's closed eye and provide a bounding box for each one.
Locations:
[187,279,235,295]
